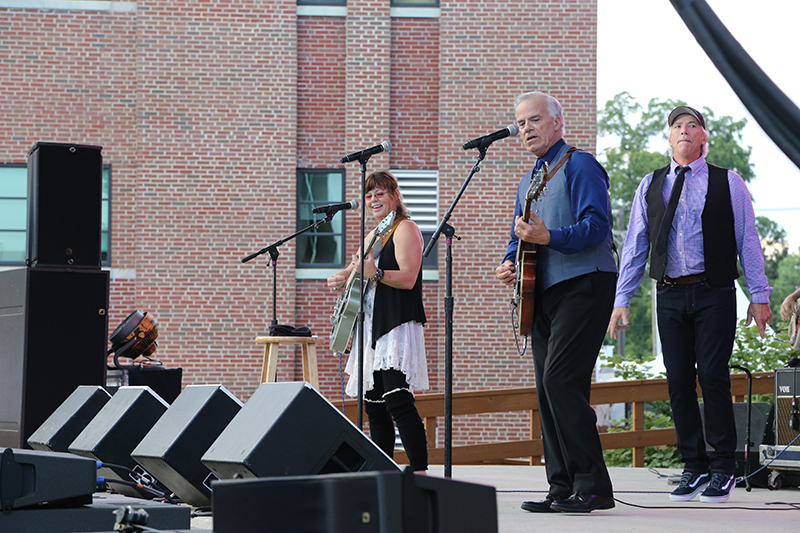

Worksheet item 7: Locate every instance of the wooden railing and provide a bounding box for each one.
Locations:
[342,372,775,467]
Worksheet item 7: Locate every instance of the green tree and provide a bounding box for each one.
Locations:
[599,92,755,220]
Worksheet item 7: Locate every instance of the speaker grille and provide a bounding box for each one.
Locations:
[775,368,800,446]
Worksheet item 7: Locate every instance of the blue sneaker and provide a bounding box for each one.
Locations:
[670,471,710,501]
[699,473,735,503]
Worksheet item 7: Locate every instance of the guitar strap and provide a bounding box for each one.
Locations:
[544,147,576,184]
[373,215,407,259]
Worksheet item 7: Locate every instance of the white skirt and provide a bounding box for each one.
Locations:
[345,282,428,397]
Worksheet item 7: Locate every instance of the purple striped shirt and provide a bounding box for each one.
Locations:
[614,156,772,308]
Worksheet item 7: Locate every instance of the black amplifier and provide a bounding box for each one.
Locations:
[775,367,800,446]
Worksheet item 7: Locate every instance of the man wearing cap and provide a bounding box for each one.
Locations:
[607,106,772,503]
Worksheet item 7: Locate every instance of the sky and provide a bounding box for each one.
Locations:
[596,0,800,250]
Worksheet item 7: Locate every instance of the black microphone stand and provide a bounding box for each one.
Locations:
[241,212,336,328]
[340,154,374,430]
[730,364,753,491]
[423,144,488,478]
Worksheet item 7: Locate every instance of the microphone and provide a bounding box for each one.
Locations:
[311,200,359,214]
[462,123,520,150]
[340,141,391,163]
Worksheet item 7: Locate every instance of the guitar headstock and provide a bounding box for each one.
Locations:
[525,161,549,202]
[375,212,396,237]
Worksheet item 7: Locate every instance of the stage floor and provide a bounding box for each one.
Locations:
[191,464,800,532]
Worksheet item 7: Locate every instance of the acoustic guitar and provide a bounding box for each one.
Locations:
[329,212,396,353]
[514,162,548,337]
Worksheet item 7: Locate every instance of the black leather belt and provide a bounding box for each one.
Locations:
[663,273,707,285]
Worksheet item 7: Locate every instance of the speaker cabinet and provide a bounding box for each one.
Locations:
[211,470,498,533]
[131,385,243,507]
[202,382,398,480]
[0,448,97,510]
[0,267,109,449]
[69,386,169,498]
[776,367,800,445]
[27,386,111,452]
[700,402,774,483]
[26,142,103,268]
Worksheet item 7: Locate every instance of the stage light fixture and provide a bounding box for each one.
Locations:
[108,310,159,368]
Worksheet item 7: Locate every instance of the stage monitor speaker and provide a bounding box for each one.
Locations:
[0,448,97,511]
[27,386,111,452]
[0,267,109,449]
[131,385,243,507]
[69,386,169,499]
[26,142,103,268]
[776,367,800,446]
[202,382,398,480]
[700,402,774,482]
[211,469,498,533]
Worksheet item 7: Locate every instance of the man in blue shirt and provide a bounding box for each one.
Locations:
[496,91,617,513]
[608,106,772,503]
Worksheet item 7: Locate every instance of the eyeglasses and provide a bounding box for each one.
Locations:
[365,191,387,201]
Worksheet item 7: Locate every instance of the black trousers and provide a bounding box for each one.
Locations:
[656,280,737,474]
[364,369,429,472]
[531,271,616,498]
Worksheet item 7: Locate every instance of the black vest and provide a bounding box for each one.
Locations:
[372,229,426,348]
[646,163,739,287]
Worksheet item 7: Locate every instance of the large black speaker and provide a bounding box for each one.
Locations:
[0,448,97,511]
[131,385,243,507]
[69,386,169,499]
[27,142,103,268]
[202,382,399,479]
[0,267,109,449]
[27,386,111,452]
[212,470,498,533]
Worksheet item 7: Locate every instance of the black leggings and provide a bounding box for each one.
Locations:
[364,369,428,471]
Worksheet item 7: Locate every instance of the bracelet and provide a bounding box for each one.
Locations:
[373,268,384,283]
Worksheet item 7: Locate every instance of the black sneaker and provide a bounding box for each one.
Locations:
[669,471,710,501]
[699,473,735,503]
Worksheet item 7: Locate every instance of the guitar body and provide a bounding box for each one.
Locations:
[790,305,800,351]
[515,242,537,337]
[329,212,396,352]
[329,269,362,353]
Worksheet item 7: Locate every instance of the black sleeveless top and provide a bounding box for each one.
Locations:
[372,224,426,348]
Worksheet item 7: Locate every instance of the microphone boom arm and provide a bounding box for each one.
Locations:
[241,212,335,264]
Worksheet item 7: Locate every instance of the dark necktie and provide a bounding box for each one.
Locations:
[654,165,689,260]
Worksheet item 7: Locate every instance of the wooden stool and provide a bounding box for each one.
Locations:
[255,335,319,390]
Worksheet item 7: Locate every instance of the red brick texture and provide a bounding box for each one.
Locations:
[0,0,598,451]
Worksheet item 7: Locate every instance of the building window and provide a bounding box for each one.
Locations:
[392,169,438,269]
[297,0,346,5]
[0,164,111,266]
[0,165,27,265]
[391,0,439,6]
[296,169,346,268]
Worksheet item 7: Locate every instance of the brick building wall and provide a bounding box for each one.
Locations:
[0,0,598,453]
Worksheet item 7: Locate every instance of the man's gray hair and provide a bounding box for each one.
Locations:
[514,91,566,135]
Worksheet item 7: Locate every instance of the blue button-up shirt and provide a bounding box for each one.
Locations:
[614,156,772,308]
[503,139,613,263]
